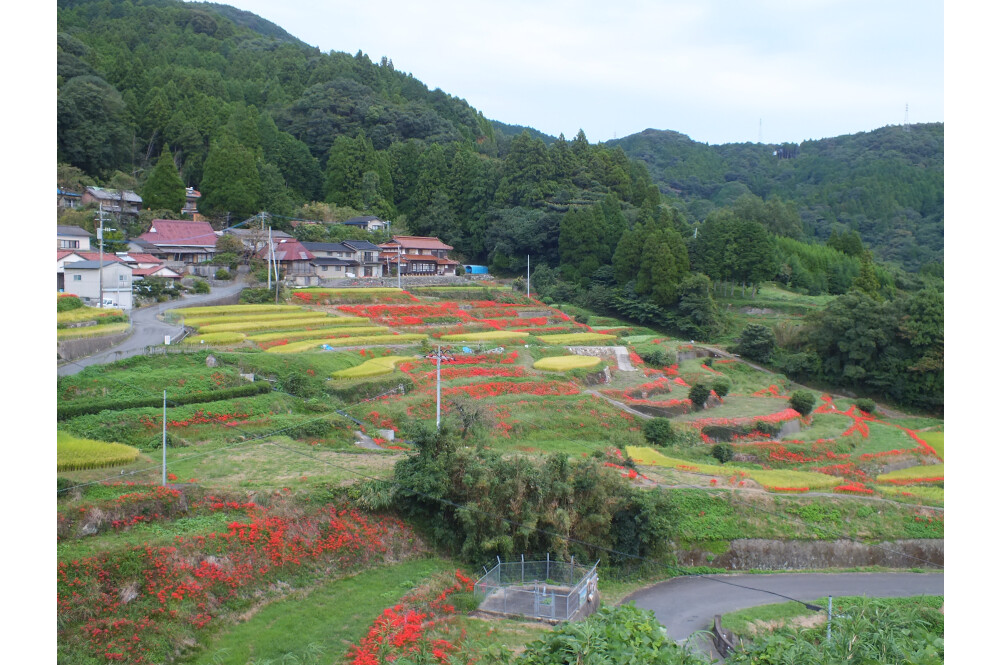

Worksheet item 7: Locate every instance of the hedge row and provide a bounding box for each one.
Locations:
[57,381,273,420]
[325,373,415,402]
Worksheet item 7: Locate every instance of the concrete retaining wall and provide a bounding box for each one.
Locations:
[58,329,132,362]
[316,275,497,288]
[677,538,943,570]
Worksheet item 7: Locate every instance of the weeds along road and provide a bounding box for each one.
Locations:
[625,571,944,656]
[57,282,246,377]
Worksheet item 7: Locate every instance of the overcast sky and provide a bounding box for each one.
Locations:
[202,0,943,145]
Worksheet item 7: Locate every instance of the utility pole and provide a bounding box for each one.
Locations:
[272,239,280,305]
[162,390,167,486]
[98,203,104,308]
[826,595,833,642]
[526,254,530,299]
[267,226,272,290]
[436,345,442,430]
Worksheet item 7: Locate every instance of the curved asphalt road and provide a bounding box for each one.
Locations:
[57,282,245,377]
[625,572,943,657]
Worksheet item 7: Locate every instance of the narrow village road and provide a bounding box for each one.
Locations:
[57,282,245,377]
[624,571,944,658]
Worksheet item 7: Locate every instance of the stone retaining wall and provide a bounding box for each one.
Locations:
[677,538,943,570]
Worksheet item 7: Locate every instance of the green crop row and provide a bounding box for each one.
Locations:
[171,304,303,317]
[248,325,385,343]
[438,331,530,341]
[57,306,125,324]
[537,332,618,345]
[56,382,273,420]
[331,356,412,379]
[183,310,320,328]
[182,332,248,346]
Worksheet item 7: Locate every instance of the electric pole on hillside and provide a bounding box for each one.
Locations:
[436,345,442,430]
[162,390,167,486]
[526,254,530,299]
[95,204,113,308]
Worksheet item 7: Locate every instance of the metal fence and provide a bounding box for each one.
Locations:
[473,555,599,621]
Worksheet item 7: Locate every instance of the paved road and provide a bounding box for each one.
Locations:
[57,283,245,377]
[625,572,943,657]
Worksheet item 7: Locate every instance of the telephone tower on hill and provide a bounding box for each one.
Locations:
[904,103,911,132]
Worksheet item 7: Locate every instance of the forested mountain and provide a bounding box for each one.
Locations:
[56,0,943,411]
[610,125,944,272]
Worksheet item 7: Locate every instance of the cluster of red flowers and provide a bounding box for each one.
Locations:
[59,500,412,663]
[766,486,809,493]
[602,462,648,481]
[752,385,788,398]
[812,463,869,481]
[834,481,874,495]
[346,570,474,665]
[444,380,580,400]
[689,408,802,430]
[701,364,722,375]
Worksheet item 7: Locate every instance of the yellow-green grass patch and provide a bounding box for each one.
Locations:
[533,355,602,371]
[537,332,618,344]
[197,317,335,334]
[181,332,248,346]
[331,356,412,379]
[922,432,944,459]
[57,431,139,472]
[626,446,843,490]
[438,330,530,341]
[57,322,130,339]
[265,334,428,353]
[880,485,945,503]
[877,464,944,481]
[57,306,125,323]
[183,311,324,328]
[171,304,304,316]
[248,326,389,343]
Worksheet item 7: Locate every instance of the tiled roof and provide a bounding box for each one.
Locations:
[342,240,381,252]
[116,253,163,265]
[65,260,122,270]
[138,220,217,247]
[133,266,180,277]
[84,186,143,203]
[57,251,125,263]
[302,242,351,253]
[344,215,382,224]
[57,225,91,237]
[257,238,314,262]
[391,235,453,251]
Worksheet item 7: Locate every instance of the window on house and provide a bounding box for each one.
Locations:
[73,274,82,281]
[322,266,328,272]
[119,274,126,281]
[58,240,80,249]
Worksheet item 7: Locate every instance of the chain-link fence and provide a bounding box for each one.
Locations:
[473,555,599,621]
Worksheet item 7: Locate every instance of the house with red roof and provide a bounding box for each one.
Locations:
[57,250,125,291]
[379,236,458,276]
[137,219,217,268]
[256,238,319,286]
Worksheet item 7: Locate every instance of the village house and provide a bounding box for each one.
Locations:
[379,235,458,276]
[57,188,82,211]
[257,238,317,286]
[115,252,182,282]
[63,259,134,309]
[342,215,390,232]
[57,250,125,291]
[57,225,92,251]
[81,186,142,217]
[302,240,383,279]
[137,219,217,269]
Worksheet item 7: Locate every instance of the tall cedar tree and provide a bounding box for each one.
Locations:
[142,147,186,213]
[200,135,261,219]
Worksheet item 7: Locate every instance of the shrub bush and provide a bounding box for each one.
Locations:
[855,398,877,415]
[642,418,675,445]
[789,390,817,415]
[688,383,712,409]
[711,443,734,464]
[191,279,210,294]
[214,268,231,280]
[711,378,731,398]
[57,295,84,312]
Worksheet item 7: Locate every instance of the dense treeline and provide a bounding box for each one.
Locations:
[374,425,677,570]
[610,125,944,272]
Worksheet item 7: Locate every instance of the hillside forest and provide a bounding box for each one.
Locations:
[56,0,943,412]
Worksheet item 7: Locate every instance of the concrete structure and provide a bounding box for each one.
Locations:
[57,188,82,210]
[181,187,201,218]
[63,260,134,309]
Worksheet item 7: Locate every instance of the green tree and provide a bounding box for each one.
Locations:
[57,75,131,175]
[642,418,675,446]
[200,135,261,219]
[674,273,723,339]
[688,383,712,409]
[141,147,186,213]
[736,323,777,362]
[852,251,882,299]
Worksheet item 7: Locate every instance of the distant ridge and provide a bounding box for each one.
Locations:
[193,2,308,46]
